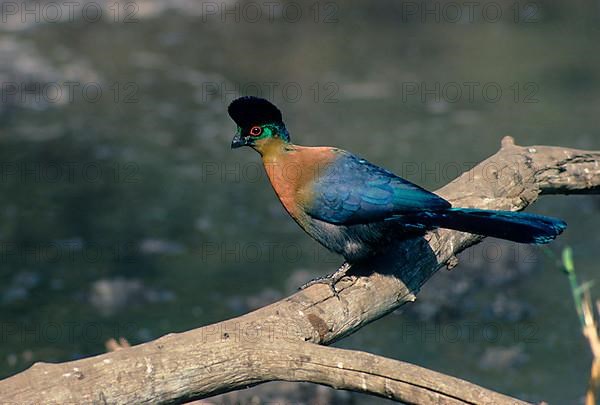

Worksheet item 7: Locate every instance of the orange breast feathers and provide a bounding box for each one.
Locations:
[260,144,337,219]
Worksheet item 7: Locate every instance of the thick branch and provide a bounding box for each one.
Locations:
[1,137,598,404]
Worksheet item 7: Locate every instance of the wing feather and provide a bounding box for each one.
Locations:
[304,151,450,225]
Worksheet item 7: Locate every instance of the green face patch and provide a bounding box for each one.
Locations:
[240,123,289,144]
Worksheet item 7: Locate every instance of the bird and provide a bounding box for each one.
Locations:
[228,96,566,289]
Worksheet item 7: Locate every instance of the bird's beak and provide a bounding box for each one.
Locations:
[231,134,245,149]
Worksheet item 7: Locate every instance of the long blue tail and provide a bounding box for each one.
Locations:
[412,208,567,244]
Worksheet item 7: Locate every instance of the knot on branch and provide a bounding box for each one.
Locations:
[501,135,516,149]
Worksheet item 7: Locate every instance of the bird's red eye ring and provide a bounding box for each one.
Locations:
[249,126,262,137]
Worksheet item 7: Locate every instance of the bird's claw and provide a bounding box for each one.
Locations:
[299,262,352,299]
[300,275,340,297]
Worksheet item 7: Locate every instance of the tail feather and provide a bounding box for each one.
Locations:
[411,208,566,244]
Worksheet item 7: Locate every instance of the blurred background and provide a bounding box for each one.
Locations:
[0,0,599,403]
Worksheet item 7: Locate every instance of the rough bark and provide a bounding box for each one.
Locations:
[1,137,598,404]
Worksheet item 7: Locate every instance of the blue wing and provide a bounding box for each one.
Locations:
[305,151,451,225]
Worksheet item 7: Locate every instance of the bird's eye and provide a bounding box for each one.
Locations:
[249,126,262,136]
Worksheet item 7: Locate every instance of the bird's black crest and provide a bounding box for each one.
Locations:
[228,96,283,128]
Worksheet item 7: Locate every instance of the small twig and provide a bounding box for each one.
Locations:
[105,337,131,352]
[559,248,600,405]
[582,293,600,405]
[562,247,586,327]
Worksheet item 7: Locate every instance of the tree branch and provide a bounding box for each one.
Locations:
[1,137,598,404]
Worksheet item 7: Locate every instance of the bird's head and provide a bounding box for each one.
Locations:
[228,96,290,154]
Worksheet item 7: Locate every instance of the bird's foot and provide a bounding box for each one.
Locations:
[300,262,352,298]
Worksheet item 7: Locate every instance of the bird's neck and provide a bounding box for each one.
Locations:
[253,137,292,162]
[257,138,299,217]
